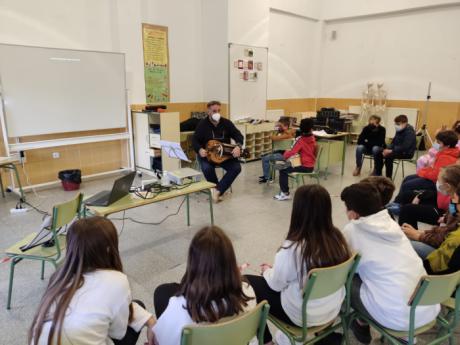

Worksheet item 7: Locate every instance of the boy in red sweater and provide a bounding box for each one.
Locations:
[394,130,459,202]
[274,118,316,201]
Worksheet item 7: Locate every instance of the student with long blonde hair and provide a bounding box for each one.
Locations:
[29,217,155,345]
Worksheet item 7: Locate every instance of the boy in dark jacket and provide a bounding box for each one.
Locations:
[353,115,386,176]
[375,114,416,179]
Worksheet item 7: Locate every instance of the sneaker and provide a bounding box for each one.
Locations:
[274,192,290,201]
[259,177,268,184]
[353,167,361,176]
[316,332,343,345]
[267,179,275,184]
[210,188,221,203]
[351,319,371,344]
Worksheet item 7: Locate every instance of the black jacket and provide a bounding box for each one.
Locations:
[192,117,244,153]
[389,124,416,156]
[357,125,386,150]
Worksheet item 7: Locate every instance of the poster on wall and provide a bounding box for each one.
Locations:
[142,23,170,103]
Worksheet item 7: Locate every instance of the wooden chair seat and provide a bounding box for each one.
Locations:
[381,320,436,338]
[269,316,334,338]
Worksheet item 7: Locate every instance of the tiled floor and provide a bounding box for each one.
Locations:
[0,145,456,344]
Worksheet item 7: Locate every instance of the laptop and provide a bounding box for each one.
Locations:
[84,172,136,207]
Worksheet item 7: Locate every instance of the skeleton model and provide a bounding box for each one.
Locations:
[360,82,387,122]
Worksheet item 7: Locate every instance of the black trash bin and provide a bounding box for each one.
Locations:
[58,169,82,191]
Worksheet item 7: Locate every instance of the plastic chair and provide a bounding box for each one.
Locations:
[269,253,361,345]
[5,193,83,309]
[351,271,460,345]
[287,146,323,188]
[392,136,423,181]
[268,139,295,181]
[180,301,270,345]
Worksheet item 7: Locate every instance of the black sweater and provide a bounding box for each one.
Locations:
[192,117,244,153]
[357,124,386,150]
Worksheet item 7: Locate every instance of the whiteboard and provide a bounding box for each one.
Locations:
[229,44,268,120]
[0,44,126,137]
[349,106,418,138]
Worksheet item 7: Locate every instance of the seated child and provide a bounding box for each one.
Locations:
[341,183,440,344]
[259,117,296,183]
[29,217,154,345]
[422,185,460,274]
[152,226,257,345]
[247,185,351,345]
[395,130,459,201]
[274,118,316,201]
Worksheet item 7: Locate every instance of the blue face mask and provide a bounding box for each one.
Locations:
[449,202,458,216]
[432,142,441,151]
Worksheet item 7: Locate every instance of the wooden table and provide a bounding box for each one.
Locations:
[0,157,25,201]
[84,180,216,226]
[314,132,349,177]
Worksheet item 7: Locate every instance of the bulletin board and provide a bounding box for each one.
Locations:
[229,43,268,120]
[142,24,170,103]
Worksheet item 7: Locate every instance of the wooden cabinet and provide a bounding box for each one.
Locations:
[235,122,275,161]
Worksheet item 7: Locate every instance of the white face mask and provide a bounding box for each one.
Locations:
[211,113,221,122]
[432,142,441,151]
[436,180,449,195]
[395,124,402,132]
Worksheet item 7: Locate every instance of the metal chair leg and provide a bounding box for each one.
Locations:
[7,259,17,310]
[0,171,5,198]
[41,261,45,280]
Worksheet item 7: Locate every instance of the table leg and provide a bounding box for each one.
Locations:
[11,164,25,202]
[186,194,190,226]
[208,189,214,225]
[341,136,347,176]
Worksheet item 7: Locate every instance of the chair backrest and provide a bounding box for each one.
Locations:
[180,301,269,345]
[272,138,294,151]
[52,193,83,230]
[410,271,460,307]
[313,146,323,172]
[305,253,359,300]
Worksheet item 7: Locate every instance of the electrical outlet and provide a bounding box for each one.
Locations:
[52,152,60,159]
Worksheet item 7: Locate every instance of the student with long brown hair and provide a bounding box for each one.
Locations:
[29,217,155,345]
[152,226,256,345]
[246,185,351,345]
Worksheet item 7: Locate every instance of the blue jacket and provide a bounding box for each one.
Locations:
[389,124,416,156]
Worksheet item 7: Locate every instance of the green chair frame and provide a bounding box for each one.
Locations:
[269,253,361,345]
[0,161,25,202]
[350,271,460,345]
[268,138,295,181]
[287,146,323,188]
[5,193,83,309]
[180,301,270,345]
[392,136,423,181]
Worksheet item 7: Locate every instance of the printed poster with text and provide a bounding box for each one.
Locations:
[142,24,170,103]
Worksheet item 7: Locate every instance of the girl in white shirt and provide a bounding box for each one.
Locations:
[29,217,155,345]
[246,185,351,345]
[152,226,257,345]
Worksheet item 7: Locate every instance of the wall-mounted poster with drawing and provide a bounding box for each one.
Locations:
[142,23,170,103]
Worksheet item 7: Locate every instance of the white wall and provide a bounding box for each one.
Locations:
[202,0,228,103]
[228,0,269,47]
[270,0,321,19]
[320,5,460,101]
[0,0,204,104]
[267,10,319,99]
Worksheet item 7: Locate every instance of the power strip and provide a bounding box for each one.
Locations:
[10,207,29,214]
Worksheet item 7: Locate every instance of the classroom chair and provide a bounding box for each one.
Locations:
[350,270,460,345]
[5,193,83,309]
[0,158,25,202]
[287,146,323,188]
[180,301,270,345]
[392,136,423,181]
[268,253,361,345]
[268,138,294,181]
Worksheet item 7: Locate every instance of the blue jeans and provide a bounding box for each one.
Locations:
[198,156,241,194]
[394,174,436,203]
[355,145,383,168]
[410,240,436,259]
[261,152,285,179]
